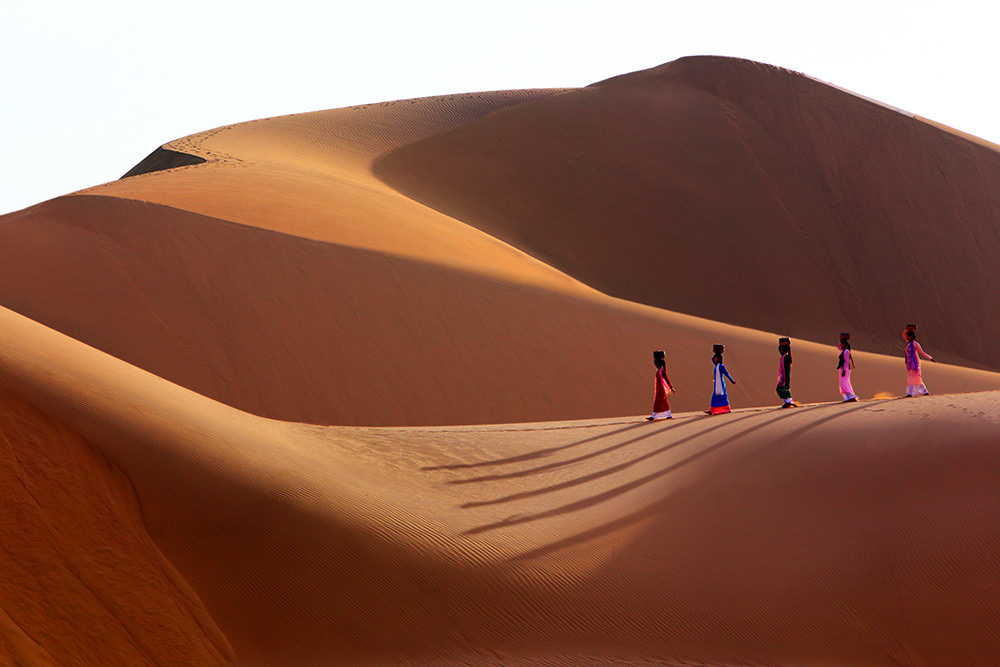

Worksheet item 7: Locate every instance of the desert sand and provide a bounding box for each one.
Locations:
[2,56,1000,664]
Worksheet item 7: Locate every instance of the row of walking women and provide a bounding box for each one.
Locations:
[647,324,935,421]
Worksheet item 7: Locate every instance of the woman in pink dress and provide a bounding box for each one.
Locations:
[903,324,935,397]
[837,332,858,402]
[647,349,675,420]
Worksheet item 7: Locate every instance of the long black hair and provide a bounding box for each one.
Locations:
[653,349,665,371]
[838,333,855,370]
[712,344,724,365]
[778,337,792,364]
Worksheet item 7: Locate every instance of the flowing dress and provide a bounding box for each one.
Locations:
[838,348,856,400]
[709,362,735,414]
[905,340,932,395]
[651,366,674,418]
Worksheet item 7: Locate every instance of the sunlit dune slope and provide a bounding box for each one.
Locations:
[3,306,1000,665]
[374,55,1000,370]
[84,88,579,285]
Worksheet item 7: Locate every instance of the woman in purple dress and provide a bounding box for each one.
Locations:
[903,324,935,397]
[837,333,858,402]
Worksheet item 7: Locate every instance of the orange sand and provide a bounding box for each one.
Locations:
[2,56,1000,664]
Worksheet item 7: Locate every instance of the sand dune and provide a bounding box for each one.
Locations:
[2,194,998,426]
[4,70,1000,425]
[375,56,1000,370]
[2,55,1000,664]
[3,306,1000,665]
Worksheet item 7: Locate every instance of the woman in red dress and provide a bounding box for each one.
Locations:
[647,349,675,421]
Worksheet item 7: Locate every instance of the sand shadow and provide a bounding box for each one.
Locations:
[460,410,766,508]
[450,414,712,485]
[501,400,874,559]
[422,421,651,471]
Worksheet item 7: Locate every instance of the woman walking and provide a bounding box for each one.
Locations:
[647,350,675,421]
[706,344,737,415]
[776,337,797,408]
[903,324,935,397]
[838,332,858,402]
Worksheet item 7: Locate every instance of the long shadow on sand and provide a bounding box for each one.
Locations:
[459,411,767,507]
[500,400,875,558]
[451,414,719,485]
[466,402,874,536]
[422,421,650,471]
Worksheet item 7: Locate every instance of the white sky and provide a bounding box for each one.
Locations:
[2,0,999,214]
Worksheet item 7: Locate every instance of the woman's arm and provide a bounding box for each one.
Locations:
[915,342,936,362]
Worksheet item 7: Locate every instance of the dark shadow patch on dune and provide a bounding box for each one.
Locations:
[504,401,872,559]
[424,422,649,472]
[121,147,206,179]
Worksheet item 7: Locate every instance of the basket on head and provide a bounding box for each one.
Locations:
[712,344,725,354]
[653,350,665,360]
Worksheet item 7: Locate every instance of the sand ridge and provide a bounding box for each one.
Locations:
[81,89,583,290]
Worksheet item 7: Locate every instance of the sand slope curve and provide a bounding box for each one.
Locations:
[2,306,1000,664]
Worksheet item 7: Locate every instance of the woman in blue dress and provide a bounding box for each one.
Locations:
[706,344,737,415]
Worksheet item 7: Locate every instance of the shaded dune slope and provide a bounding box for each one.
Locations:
[0,384,231,665]
[2,306,1000,665]
[121,146,206,178]
[374,56,1000,370]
